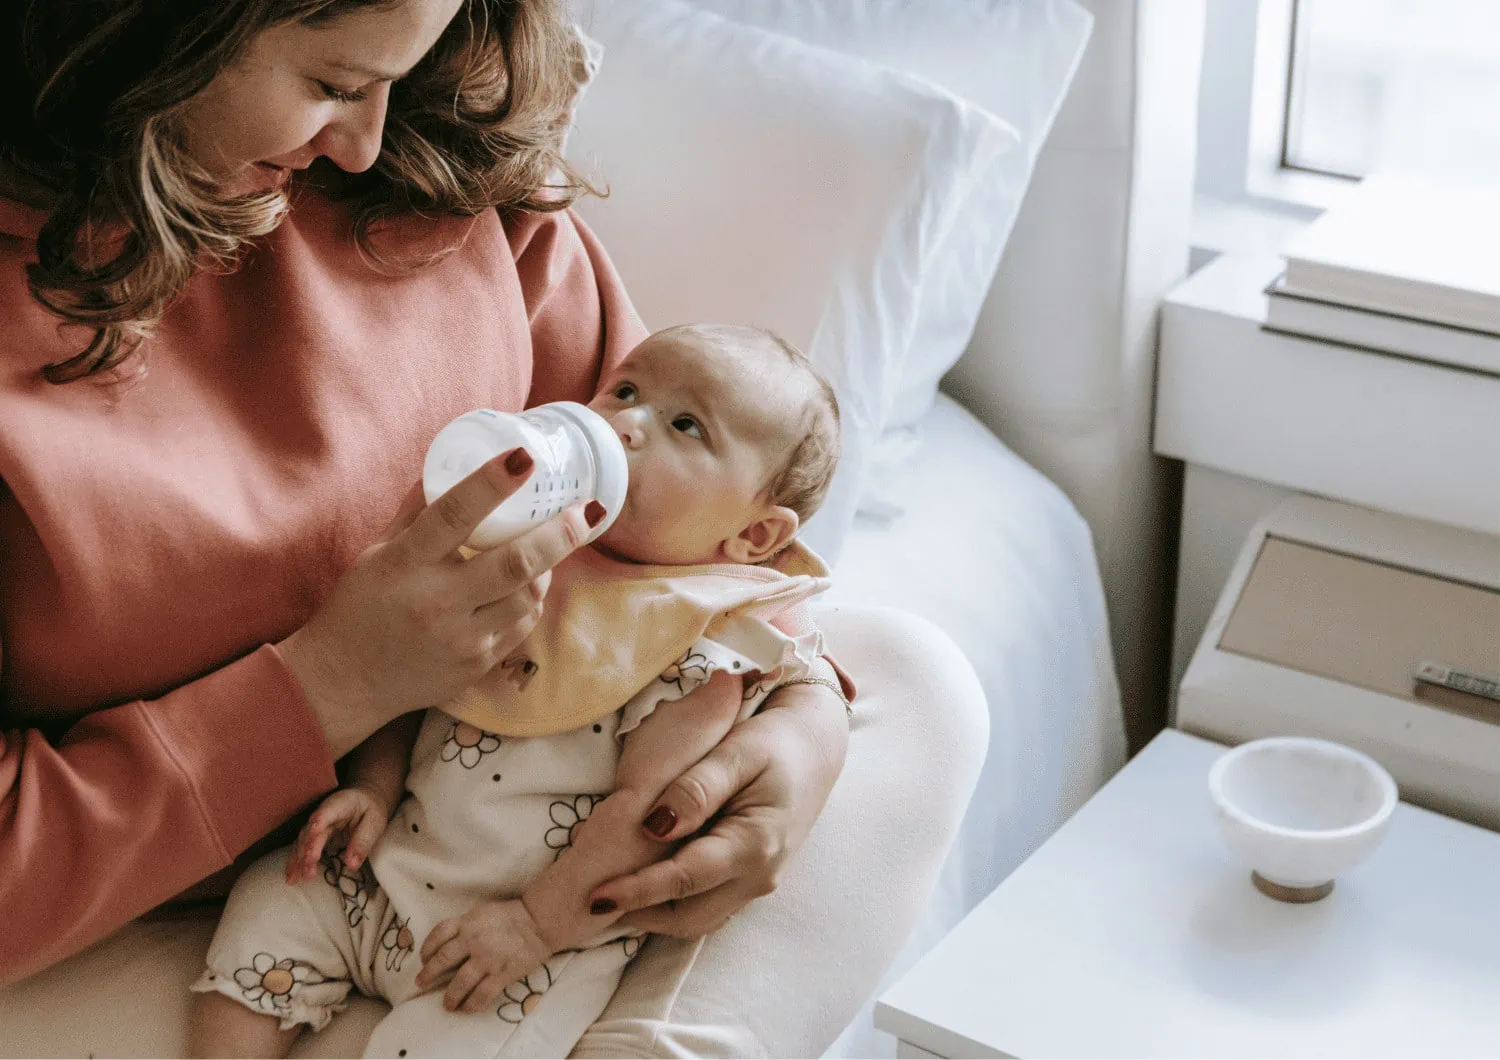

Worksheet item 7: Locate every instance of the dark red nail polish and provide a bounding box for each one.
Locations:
[644,805,677,838]
[590,898,617,915]
[504,448,533,476]
[584,500,606,527]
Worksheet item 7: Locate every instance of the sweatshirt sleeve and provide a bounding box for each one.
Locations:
[505,207,649,408]
[0,641,337,987]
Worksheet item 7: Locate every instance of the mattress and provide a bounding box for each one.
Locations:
[826,393,1127,1058]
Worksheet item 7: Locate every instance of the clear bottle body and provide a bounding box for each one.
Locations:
[423,403,627,550]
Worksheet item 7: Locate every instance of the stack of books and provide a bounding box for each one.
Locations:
[1265,174,1500,377]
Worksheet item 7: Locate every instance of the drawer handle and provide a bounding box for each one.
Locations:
[1415,662,1500,705]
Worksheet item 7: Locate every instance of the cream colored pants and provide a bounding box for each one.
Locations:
[0,606,988,1058]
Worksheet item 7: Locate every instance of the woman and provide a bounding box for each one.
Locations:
[0,0,987,1054]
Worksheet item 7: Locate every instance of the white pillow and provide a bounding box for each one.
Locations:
[564,0,1014,563]
[686,0,1094,433]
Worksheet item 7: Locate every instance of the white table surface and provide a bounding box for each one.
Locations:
[875,729,1500,1058]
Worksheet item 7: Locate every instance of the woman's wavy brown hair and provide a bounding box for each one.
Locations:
[0,0,591,383]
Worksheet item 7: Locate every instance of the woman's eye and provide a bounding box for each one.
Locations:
[317,80,368,104]
[613,384,637,402]
[671,416,703,439]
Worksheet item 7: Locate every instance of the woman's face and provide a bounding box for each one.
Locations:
[177,0,466,196]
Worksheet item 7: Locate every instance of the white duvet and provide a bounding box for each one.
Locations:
[827,393,1126,1057]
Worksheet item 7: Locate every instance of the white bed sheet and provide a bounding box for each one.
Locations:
[826,393,1126,1058]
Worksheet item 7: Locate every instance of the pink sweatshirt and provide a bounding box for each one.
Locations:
[0,187,646,985]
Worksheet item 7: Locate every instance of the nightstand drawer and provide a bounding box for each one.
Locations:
[1179,495,1500,830]
[1221,536,1500,723]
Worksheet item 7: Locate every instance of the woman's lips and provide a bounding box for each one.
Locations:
[247,162,292,190]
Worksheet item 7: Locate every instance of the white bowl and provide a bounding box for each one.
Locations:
[1208,737,1398,901]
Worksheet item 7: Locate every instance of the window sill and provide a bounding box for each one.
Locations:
[1189,193,1314,267]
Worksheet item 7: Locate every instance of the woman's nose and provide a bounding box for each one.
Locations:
[314,86,390,174]
[612,408,649,449]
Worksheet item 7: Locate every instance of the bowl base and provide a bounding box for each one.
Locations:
[1252,872,1334,903]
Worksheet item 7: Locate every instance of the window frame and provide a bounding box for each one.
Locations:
[1197,0,1359,218]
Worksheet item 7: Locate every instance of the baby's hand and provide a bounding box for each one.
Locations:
[416,899,552,1013]
[285,786,394,884]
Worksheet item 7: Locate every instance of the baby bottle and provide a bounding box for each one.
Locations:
[423,402,628,550]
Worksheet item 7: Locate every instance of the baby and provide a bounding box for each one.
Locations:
[189,324,843,1059]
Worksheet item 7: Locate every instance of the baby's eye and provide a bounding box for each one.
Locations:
[613,383,637,402]
[671,415,703,439]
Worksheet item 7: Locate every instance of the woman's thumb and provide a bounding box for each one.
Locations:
[642,745,745,842]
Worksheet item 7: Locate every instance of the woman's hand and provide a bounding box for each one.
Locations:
[284,785,392,884]
[585,674,850,937]
[278,448,604,758]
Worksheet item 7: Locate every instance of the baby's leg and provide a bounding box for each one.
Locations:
[365,944,630,1059]
[190,992,301,1059]
[190,848,370,1058]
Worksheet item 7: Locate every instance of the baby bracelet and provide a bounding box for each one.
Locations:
[775,676,853,720]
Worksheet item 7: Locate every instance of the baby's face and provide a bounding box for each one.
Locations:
[587,331,805,566]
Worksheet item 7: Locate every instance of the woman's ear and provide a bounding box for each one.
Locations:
[723,506,799,565]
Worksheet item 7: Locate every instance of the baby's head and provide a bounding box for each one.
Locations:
[587,324,840,567]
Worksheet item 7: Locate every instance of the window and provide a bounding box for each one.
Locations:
[1197,0,1500,218]
[1285,0,1500,183]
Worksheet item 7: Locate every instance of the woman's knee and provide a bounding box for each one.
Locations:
[815,603,989,791]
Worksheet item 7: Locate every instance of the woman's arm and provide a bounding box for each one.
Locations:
[0,456,589,988]
[0,639,339,988]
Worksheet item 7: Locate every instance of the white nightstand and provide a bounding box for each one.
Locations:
[1152,252,1500,706]
[874,729,1500,1059]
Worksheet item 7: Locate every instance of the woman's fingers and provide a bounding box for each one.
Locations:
[617,887,739,939]
[467,580,546,646]
[397,448,534,565]
[459,501,600,610]
[588,830,741,915]
[637,734,765,843]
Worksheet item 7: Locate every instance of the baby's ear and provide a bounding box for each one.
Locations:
[723,506,799,565]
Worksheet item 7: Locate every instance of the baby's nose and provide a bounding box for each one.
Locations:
[612,409,648,449]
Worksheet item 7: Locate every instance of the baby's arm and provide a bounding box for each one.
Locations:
[415,672,743,1012]
[285,712,422,883]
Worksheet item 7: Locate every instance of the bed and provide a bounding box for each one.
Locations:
[826,395,1123,1057]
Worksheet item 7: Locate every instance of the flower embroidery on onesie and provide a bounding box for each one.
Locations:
[440,721,502,768]
[231,954,327,1015]
[659,651,711,694]
[380,916,416,972]
[545,794,601,859]
[497,960,559,1024]
[321,852,373,928]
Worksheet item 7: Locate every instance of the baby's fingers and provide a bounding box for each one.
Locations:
[343,810,386,872]
[443,961,487,1012]
[459,973,505,1014]
[287,819,332,884]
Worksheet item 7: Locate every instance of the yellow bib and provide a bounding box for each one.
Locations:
[443,542,831,737]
